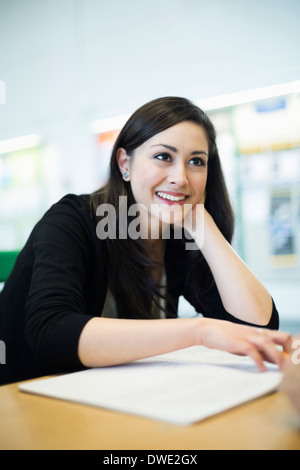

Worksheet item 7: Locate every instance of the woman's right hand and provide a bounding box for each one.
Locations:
[197,318,292,372]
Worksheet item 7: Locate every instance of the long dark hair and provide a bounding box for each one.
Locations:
[90,96,234,319]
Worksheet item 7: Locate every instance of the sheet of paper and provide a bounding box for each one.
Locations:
[19,346,282,425]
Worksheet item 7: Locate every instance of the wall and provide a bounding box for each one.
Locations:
[1,0,300,199]
[1,0,300,328]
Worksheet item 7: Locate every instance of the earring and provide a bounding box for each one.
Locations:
[123,171,130,180]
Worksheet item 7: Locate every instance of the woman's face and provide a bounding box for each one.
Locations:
[118,120,209,230]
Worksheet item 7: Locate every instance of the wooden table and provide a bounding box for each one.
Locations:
[0,379,299,450]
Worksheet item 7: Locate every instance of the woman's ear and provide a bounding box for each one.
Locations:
[116,148,131,181]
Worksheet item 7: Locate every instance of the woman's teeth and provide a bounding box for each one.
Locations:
[156,192,186,202]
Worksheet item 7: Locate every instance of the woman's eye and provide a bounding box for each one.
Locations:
[189,157,205,167]
[154,153,172,162]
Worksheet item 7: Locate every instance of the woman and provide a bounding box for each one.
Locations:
[0,96,291,386]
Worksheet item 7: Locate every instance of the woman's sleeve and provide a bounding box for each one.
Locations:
[25,196,103,370]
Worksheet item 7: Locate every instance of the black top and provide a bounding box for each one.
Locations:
[0,194,279,385]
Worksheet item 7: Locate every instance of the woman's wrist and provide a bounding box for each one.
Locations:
[194,207,214,250]
[190,316,208,347]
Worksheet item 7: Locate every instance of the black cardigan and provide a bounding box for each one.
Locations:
[0,194,279,385]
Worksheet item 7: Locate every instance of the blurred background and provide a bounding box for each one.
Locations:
[0,0,300,334]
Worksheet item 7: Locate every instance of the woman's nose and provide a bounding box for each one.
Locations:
[166,164,188,186]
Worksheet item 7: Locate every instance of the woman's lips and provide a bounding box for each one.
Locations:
[155,191,189,205]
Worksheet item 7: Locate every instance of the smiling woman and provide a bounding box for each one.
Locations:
[116,121,208,226]
[0,96,292,386]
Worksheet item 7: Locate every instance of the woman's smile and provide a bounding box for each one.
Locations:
[155,190,189,205]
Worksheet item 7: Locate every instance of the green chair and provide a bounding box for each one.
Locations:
[0,250,20,283]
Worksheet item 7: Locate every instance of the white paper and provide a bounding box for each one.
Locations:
[19,346,282,425]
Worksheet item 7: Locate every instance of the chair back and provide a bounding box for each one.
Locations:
[0,250,20,283]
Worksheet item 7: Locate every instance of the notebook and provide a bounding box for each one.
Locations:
[19,346,281,425]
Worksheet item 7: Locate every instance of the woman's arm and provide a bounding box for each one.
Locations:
[78,316,291,372]
[186,206,273,326]
[78,205,291,372]
[78,317,197,367]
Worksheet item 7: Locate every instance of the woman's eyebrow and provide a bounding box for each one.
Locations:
[151,143,177,152]
[151,143,208,156]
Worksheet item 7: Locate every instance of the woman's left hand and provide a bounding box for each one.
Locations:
[173,202,206,243]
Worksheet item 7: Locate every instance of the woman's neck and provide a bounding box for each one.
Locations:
[143,236,165,260]
[143,237,166,285]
